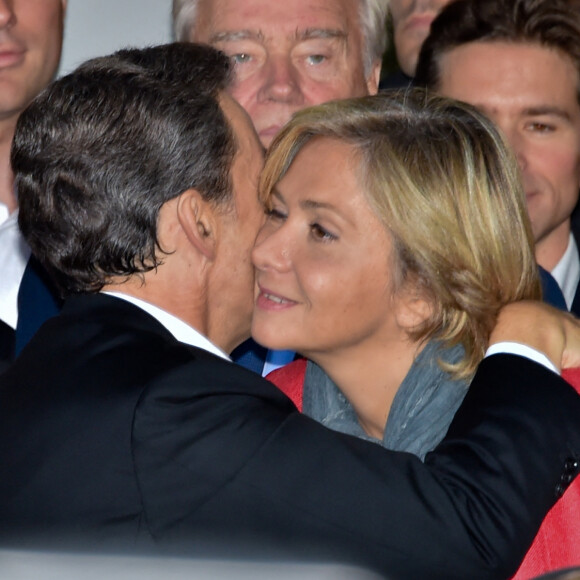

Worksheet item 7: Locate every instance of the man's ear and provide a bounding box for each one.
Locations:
[176,189,217,261]
[367,59,382,95]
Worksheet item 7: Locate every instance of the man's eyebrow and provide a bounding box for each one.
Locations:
[522,106,573,122]
[296,28,348,42]
[210,28,347,44]
[473,103,575,124]
[210,30,264,43]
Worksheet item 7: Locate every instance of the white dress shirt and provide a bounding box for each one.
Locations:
[486,342,558,374]
[102,291,231,361]
[0,200,9,227]
[0,211,30,329]
[551,233,580,310]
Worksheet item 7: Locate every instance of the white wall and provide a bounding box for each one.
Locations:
[59,0,174,76]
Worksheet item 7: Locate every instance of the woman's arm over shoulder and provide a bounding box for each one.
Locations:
[266,358,308,411]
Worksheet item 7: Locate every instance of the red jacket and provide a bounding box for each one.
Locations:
[268,361,580,579]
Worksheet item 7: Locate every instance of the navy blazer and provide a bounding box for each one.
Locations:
[1,293,579,579]
[0,319,14,374]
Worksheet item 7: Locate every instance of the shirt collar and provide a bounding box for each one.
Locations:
[551,233,580,310]
[0,200,9,227]
[0,210,31,328]
[102,291,231,362]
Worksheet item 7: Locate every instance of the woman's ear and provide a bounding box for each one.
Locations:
[394,289,433,332]
[176,189,217,261]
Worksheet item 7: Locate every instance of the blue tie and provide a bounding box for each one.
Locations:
[231,338,269,374]
[15,256,62,356]
[538,265,567,311]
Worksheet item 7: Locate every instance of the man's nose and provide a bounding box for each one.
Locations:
[258,55,303,105]
[504,127,529,173]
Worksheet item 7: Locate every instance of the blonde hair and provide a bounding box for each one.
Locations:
[260,89,541,378]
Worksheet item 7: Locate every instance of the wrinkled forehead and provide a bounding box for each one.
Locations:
[194,0,362,41]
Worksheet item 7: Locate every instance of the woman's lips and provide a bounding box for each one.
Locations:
[256,286,297,311]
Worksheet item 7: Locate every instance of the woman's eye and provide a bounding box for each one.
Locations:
[310,223,336,242]
[265,207,286,220]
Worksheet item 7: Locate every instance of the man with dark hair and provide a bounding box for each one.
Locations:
[2,43,580,580]
[416,0,580,315]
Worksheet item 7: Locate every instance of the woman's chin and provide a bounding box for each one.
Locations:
[251,325,294,352]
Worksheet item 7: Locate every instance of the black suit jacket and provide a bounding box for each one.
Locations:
[0,319,14,374]
[1,293,579,579]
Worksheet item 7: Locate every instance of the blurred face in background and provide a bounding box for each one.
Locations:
[437,41,580,270]
[390,0,453,76]
[192,0,380,147]
[0,0,66,124]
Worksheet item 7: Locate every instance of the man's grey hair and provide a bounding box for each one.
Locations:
[172,0,389,76]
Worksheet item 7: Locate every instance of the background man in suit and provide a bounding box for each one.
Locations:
[0,0,66,369]
[416,0,580,314]
[2,42,580,579]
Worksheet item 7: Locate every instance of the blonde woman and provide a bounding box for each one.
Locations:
[254,89,541,455]
[252,89,580,576]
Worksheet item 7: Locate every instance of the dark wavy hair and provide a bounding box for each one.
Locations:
[14,43,236,295]
[415,0,580,102]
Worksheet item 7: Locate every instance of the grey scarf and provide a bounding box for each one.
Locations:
[302,341,469,460]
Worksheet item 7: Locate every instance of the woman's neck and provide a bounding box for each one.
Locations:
[308,337,424,440]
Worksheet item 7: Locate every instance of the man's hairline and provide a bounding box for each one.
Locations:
[431,38,580,107]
